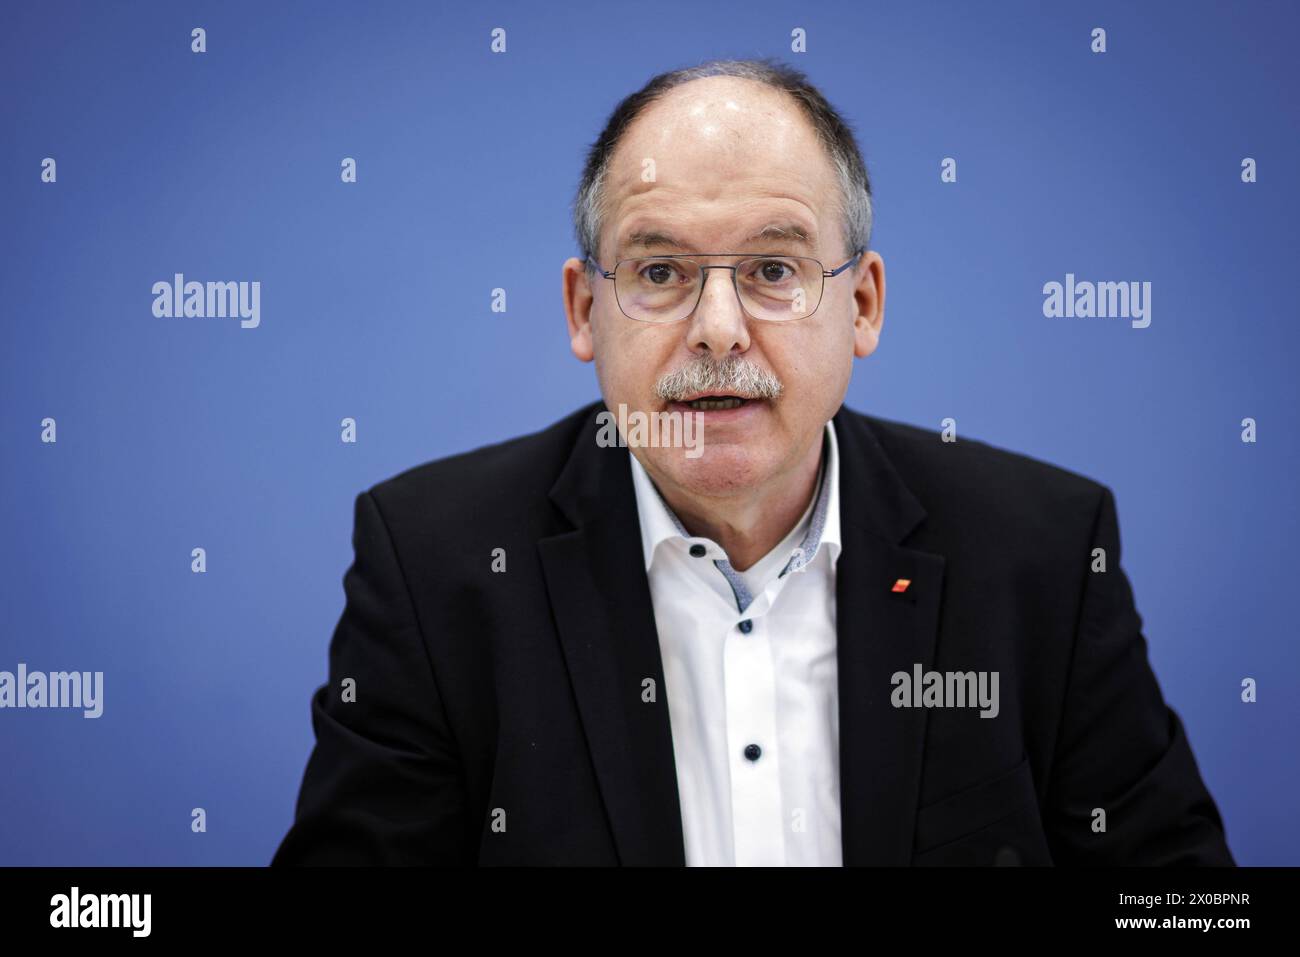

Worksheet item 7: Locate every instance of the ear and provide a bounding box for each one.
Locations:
[563,257,595,362]
[851,250,886,359]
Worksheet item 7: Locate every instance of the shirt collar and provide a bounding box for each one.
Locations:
[629,418,842,576]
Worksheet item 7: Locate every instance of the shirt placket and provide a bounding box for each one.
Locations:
[721,582,786,866]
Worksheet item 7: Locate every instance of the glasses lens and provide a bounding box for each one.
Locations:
[737,257,823,320]
[614,258,702,323]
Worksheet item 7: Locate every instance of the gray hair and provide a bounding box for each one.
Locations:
[573,57,873,275]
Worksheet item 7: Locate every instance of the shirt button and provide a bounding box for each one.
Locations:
[738,619,753,634]
[689,544,707,558]
[743,744,762,762]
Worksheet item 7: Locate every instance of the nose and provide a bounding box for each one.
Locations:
[683,265,751,356]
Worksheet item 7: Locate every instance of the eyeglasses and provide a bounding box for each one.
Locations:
[586,248,864,324]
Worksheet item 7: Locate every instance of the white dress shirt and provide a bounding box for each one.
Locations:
[629,420,843,866]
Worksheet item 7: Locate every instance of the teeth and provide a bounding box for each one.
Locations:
[688,397,744,411]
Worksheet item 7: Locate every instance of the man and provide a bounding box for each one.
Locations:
[273,59,1233,866]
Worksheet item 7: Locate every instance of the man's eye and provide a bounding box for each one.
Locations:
[641,262,684,284]
[752,260,795,283]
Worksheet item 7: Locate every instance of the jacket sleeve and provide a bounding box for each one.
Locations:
[1043,485,1234,865]
[272,489,473,865]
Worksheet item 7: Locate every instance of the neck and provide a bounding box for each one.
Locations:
[654,430,825,572]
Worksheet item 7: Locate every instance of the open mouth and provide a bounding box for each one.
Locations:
[684,395,747,411]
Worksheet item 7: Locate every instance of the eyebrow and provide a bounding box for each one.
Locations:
[619,221,817,258]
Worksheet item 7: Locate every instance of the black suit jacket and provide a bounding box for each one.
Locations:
[272,400,1234,866]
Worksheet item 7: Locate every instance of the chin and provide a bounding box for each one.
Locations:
[653,444,770,498]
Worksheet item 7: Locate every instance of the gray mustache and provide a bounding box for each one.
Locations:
[654,354,784,402]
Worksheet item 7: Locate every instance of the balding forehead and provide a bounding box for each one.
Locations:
[622,78,811,150]
[605,98,834,205]
[595,77,842,257]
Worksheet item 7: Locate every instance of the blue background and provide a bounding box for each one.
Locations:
[1,0,1295,865]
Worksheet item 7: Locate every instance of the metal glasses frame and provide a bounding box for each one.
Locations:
[585,247,865,323]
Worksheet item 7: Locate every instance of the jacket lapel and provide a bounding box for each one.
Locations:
[538,403,686,865]
[832,408,946,865]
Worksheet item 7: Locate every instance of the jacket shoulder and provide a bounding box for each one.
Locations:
[362,402,598,534]
[849,409,1110,536]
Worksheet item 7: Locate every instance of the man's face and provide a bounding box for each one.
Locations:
[563,76,885,501]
